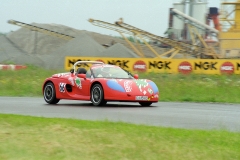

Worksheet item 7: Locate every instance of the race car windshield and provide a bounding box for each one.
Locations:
[92,66,133,79]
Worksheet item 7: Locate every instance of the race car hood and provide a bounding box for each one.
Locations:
[105,79,159,96]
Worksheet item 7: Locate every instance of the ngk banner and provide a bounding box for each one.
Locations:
[65,56,240,75]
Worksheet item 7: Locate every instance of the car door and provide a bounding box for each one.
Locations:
[74,69,92,96]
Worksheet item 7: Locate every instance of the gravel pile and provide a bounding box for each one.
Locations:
[1,21,177,69]
[40,32,106,69]
[100,43,139,58]
[6,23,79,55]
[0,22,140,69]
[0,35,46,66]
[0,35,25,62]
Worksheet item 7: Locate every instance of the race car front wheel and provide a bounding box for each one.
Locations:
[139,102,152,106]
[91,84,106,106]
[43,82,60,104]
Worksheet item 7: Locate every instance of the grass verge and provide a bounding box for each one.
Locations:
[0,114,240,160]
[1,65,240,103]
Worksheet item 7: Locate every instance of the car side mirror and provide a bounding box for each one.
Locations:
[133,74,138,79]
[77,74,86,79]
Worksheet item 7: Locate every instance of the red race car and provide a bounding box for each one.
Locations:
[43,61,159,106]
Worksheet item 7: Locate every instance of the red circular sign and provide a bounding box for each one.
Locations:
[133,60,147,72]
[178,61,192,74]
[220,62,234,75]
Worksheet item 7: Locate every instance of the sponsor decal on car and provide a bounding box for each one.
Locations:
[133,60,147,72]
[68,77,74,86]
[178,61,192,74]
[135,96,148,101]
[59,83,66,92]
[143,90,147,95]
[220,62,234,75]
[148,81,159,94]
[107,80,125,92]
[148,88,153,94]
[134,79,149,93]
[124,80,132,92]
[75,77,82,89]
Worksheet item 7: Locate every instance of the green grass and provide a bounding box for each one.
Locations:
[0,65,60,96]
[140,72,240,103]
[0,114,240,160]
[1,65,240,103]
[1,66,240,159]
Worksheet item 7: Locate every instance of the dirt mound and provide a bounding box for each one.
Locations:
[39,33,139,69]
[39,32,106,69]
[0,35,25,62]
[0,35,44,67]
[8,54,45,67]
[6,23,72,55]
[1,21,174,69]
[51,32,106,56]
[100,43,138,58]
[6,22,166,57]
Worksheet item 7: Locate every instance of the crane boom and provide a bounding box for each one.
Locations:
[8,20,74,40]
[89,18,219,58]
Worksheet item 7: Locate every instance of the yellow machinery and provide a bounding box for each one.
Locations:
[219,0,240,58]
[89,18,219,59]
[89,1,240,59]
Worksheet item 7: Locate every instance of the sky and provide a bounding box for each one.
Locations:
[1,0,220,37]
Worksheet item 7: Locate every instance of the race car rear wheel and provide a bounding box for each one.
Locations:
[139,102,152,106]
[43,82,60,104]
[91,84,106,106]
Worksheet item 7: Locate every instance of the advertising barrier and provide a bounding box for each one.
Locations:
[0,64,27,70]
[65,57,240,75]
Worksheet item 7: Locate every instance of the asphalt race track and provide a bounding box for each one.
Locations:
[0,97,240,132]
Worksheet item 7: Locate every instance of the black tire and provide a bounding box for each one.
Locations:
[43,82,60,104]
[91,84,106,106]
[139,102,152,106]
[101,101,107,105]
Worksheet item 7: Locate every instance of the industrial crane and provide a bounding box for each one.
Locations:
[89,18,219,59]
[8,19,75,40]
